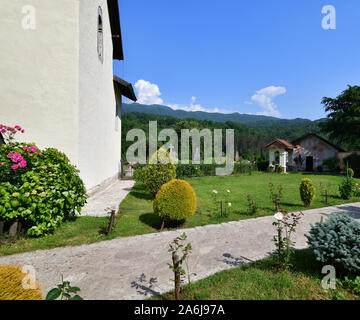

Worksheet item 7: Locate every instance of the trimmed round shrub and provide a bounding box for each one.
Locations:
[133,165,148,184]
[0,265,44,300]
[347,168,354,178]
[0,142,87,237]
[146,148,176,196]
[153,179,196,221]
[299,178,315,207]
[339,177,355,200]
[306,214,360,274]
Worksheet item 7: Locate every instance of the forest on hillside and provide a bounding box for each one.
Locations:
[121,112,325,163]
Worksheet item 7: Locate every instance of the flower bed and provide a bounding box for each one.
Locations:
[0,124,87,238]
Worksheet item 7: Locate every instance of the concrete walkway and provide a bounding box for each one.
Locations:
[0,202,359,300]
[81,180,135,217]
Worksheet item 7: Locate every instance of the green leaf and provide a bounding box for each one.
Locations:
[46,288,62,300]
[68,286,80,293]
[70,295,83,300]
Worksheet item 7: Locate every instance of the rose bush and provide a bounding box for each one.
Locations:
[0,124,87,237]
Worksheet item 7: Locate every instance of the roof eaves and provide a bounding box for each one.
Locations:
[107,0,124,60]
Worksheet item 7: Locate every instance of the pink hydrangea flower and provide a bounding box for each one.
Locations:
[11,164,19,170]
[19,160,27,168]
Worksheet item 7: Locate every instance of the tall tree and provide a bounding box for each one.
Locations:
[320,85,360,149]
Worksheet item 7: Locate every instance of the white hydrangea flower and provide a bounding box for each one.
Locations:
[274,212,284,221]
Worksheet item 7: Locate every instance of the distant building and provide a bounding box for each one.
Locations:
[0,0,137,190]
[265,133,345,173]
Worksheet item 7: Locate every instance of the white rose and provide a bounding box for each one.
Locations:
[212,190,218,194]
[227,190,230,193]
[274,212,284,221]
[228,202,232,207]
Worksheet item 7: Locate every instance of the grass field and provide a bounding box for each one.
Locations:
[151,249,359,300]
[0,172,358,257]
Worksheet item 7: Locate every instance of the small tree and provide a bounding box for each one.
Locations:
[168,233,193,300]
[299,178,315,207]
[269,181,283,211]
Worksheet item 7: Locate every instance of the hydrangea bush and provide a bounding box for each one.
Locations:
[0,124,87,237]
[306,214,360,274]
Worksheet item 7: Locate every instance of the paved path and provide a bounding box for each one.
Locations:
[81,180,135,217]
[1,202,359,300]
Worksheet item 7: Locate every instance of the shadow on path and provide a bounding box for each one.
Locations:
[131,273,160,297]
[216,253,254,267]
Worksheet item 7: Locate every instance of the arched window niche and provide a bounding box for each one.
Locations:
[97,6,104,63]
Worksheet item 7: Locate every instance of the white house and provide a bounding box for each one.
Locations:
[0,0,137,191]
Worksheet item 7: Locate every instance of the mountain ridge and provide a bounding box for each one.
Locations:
[122,102,324,124]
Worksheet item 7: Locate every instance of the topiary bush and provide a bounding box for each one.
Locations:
[339,176,355,200]
[299,178,315,207]
[0,127,87,237]
[306,214,360,274]
[145,148,176,196]
[133,165,148,184]
[0,264,44,300]
[153,179,197,222]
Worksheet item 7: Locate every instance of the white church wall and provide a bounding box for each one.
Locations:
[0,0,80,164]
[78,0,121,190]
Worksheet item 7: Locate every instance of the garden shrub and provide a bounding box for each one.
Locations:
[145,148,176,196]
[256,159,269,172]
[175,161,256,178]
[347,168,354,178]
[299,178,315,207]
[0,265,44,300]
[339,177,355,200]
[0,137,87,237]
[133,165,148,184]
[323,157,340,172]
[344,154,360,177]
[153,179,196,221]
[176,164,203,178]
[306,214,360,274]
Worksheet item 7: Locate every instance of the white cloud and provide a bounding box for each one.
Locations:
[167,96,220,113]
[133,79,221,113]
[134,79,164,105]
[250,86,286,117]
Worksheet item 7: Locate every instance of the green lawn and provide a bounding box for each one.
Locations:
[151,249,359,300]
[0,172,358,257]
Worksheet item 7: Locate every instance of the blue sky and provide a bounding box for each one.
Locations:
[114,0,360,120]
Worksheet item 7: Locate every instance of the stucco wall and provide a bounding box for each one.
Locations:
[291,135,338,171]
[78,0,121,189]
[0,0,79,164]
